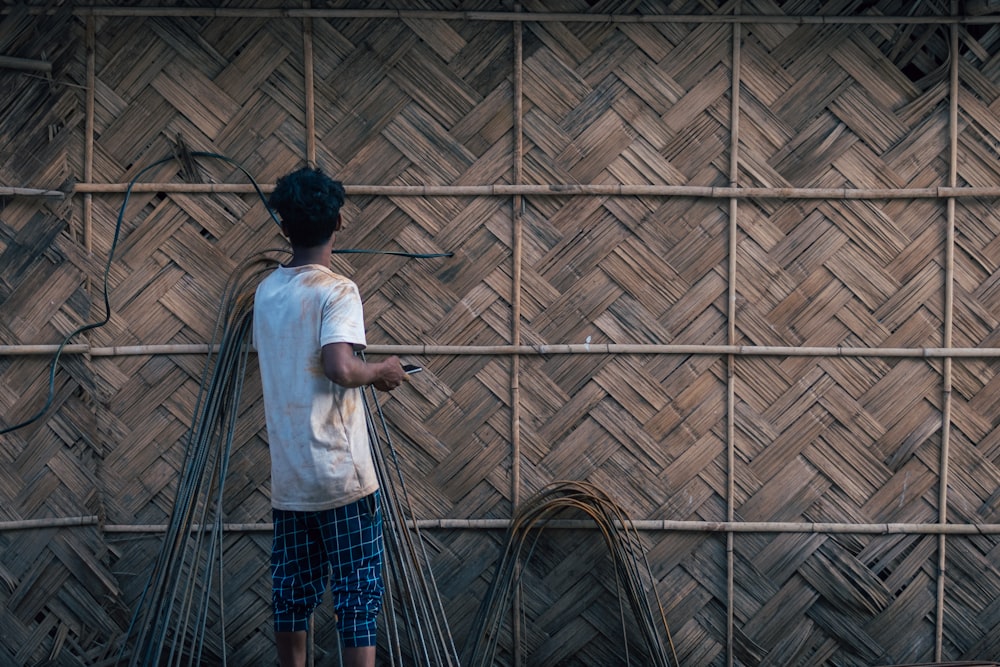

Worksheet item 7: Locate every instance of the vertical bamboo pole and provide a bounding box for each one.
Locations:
[726,6,742,667]
[510,7,525,665]
[304,6,317,663]
[303,1,317,168]
[935,5,960,660]
[83,13,109,529]
[84,16,95,256]
[308,614,315,667]
[511,2,524,530]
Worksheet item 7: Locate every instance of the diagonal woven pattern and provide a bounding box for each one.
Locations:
[1,1,1000,665]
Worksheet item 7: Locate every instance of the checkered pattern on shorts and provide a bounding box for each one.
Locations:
[271,492,384,646]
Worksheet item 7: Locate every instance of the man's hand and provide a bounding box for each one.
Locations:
[373,356,407,392]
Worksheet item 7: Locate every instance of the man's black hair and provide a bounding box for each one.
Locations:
[269,167,346,247]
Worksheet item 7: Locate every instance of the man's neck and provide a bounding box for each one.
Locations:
[286,237,334,268]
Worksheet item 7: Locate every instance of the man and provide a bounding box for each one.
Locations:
[253,167,408,667]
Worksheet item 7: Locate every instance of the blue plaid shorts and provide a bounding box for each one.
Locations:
[271,491,385,646]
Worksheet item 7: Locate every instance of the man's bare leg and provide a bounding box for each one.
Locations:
[275,631,307,667]
[342,645,376,667]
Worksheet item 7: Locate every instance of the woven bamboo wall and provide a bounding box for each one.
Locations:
[2,1,1000,665]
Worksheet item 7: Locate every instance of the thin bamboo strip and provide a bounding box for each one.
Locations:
[726,9,741,667]
[8,7,1000,24]
[66,182,1000,198]
[0,55,52,71]
[9,517,1000,535]
[6,343,1000,357]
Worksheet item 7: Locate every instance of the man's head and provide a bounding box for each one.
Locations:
[269,167,346,247]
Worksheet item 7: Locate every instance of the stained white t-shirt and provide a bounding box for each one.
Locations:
[253,264,377,511]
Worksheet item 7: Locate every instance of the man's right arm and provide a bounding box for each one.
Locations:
[321,342,407,391]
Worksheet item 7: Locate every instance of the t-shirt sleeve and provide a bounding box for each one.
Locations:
[320,280,367,349]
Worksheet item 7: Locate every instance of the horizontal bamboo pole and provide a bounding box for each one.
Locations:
[0,186,65,199]
[7,516,1000,535]
[104,522,271,533]
[6,7,1000,24]
[0,344,201,356]
[415,519,1000,534]
[76,182,270,195]
[0,55,52,72]
[0,516,99,531]
[68,182,1000,199]
[4,342,1000,359]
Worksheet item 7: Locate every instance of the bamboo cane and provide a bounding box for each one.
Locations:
[75,182,273,194]
[726,9,741,667]
[0,186,65,199]
[411,519,1000,534]
[6,7,1000,24]
[372,343,1000,357]
[0,343,222,356]
[65,181,1000,198]
[102,522,273,533]
[9,516,1000,535]
[510,11,526,665]
[81,14,108,536]
[511,2,524,515]
[0,516,99,531]
[4,342,1000,358]
[84,16,95,256]
[935,11,961,660]
[1,344,92,355]
[303,12,317,662]
[0,55,52,72]
[303,9,316,169]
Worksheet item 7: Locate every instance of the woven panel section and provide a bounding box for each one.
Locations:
[1,0,1000,666]
[0,7,125,667]
[732,8,948,666]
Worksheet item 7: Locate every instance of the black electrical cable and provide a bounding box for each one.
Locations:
[0,151,452,436]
